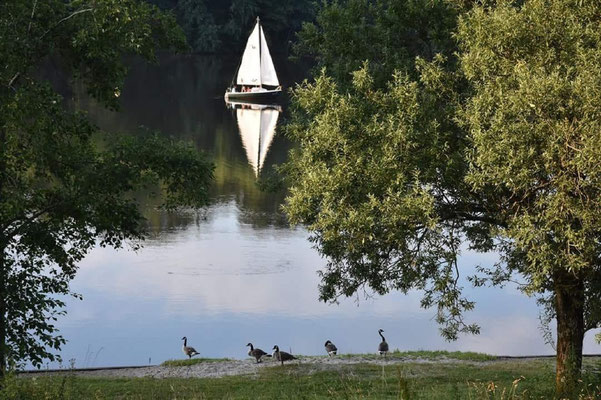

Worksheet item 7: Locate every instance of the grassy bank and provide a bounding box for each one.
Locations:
[3,354,601,399]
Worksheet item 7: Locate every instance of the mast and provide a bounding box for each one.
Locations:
[232,16,278,89]
[257,16,262,88]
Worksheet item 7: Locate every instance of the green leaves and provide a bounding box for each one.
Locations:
[459,0,601,286]
[284,0,601,345]
[293,0,458,87]
[0,0,212,370]
[285,0,601,393]
[284,58,477,339]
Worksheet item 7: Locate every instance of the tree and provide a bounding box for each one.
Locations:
[458,1,601,395]
[149,0,316,55]
[175,0,220,53]
[0,0,213,373]
[293,0,458,85]
[285,0,601,396]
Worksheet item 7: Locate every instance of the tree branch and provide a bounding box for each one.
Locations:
[2,203,61,239]
[7,73,20,90]
[28,0,38,34]
[39,8,94,40]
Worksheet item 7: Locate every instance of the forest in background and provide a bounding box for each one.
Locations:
[145,0,316,54]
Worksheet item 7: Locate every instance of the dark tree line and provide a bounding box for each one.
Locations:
[145,0,316,54]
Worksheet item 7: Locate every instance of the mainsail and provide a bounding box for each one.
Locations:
[236,19,279,87]
[236,105,280,176]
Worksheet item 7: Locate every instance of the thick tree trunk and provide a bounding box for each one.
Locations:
[554,270,585,399]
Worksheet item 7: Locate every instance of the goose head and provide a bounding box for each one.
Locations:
[181,336,187,341]
[378,329,384,334]
[272,345,279,351]
[324,340,332,346]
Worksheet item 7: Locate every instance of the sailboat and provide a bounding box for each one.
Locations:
[224,17,282,103]
[234,102,281,177]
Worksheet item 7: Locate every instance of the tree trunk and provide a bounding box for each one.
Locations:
[554,270,585,399]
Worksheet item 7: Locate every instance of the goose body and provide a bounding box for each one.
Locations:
[246,342,271,363]
[324,340,338,356]
[272,345,297,365]
[181,336,200,359]
[378,329,389,357]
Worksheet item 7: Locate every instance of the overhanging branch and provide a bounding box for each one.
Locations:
[39,8,93,40]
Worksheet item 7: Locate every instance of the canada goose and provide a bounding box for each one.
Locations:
[378,329,389,357]
[272,345,297,366]
[246,342,271,363]
[181,336,200,359]
[324,340,337,356]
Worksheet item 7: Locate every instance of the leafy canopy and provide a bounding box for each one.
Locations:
[294,0,458,86]
[285,59,479,339]
[0,0,213,369]
[458,0,601,336]
[285,0,601,344]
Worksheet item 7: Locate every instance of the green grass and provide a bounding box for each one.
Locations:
[161,358,233,367]
[3,356,601,399]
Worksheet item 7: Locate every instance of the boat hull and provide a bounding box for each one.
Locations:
[225,100,282,112]
[224,88,282,103]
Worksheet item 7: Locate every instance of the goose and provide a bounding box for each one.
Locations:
[272,345,297,365]
[181,336,200,359]
[246,342,271,363]
[378,329,389,357]
[324,340,338,357]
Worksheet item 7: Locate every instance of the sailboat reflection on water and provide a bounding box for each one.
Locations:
[227,101,281,177]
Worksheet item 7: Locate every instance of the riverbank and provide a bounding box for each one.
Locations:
[21,350,500,379]
[5,352,601,399]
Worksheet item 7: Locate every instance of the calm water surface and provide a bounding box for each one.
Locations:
[50,55,599,368]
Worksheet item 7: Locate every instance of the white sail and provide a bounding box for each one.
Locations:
[236,20,279,87]
[259,27,279,86]
[236,105,280,176]
[237,23,261,86]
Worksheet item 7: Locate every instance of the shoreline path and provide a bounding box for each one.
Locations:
[20,354,597,379]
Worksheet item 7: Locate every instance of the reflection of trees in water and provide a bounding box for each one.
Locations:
[74,55,228,143]
[142,209,201,236]
[70,55,298,231]
[73,55,312,232]
[136,178,288,235]
[238,208,289,229]
[142,201,288,237]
